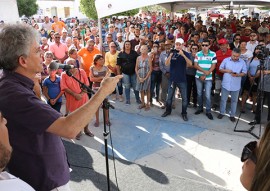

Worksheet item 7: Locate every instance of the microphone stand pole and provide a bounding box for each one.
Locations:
[66,69,114,190]
[66,70,95,95]
[102,98,114,191]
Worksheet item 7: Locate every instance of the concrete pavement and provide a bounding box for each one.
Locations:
[62,95,267,191]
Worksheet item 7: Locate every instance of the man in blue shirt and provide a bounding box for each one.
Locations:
[217,48,247,122]
[161,38,192,121]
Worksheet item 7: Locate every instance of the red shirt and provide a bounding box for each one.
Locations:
[216,49,232,76]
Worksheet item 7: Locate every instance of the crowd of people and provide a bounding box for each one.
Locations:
[19,12,270,123]
[0,10,270,190]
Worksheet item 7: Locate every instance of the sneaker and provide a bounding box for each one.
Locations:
[248,120,259,125]
[211,104,218,110]
[217,114,224,119]
[125,100,130,105]
[230,116,236,122]
[136,100,142,104]
[182,114,188,121]
[206,113,213,120]
[195,109,203,115]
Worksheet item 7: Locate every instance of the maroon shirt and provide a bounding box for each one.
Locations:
[0,71,69,191]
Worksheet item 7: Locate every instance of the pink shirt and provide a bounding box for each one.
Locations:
[49,42,68,60]
[61,69,89,112]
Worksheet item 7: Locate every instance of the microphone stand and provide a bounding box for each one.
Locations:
[66,70,95,95]
[66,69,114,190]
[234,60,265,139]
[102,98,114,191]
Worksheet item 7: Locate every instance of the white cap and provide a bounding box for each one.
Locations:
[175,38,184,44]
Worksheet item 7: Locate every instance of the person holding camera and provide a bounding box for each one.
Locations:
[161,38,192,121]
[249,52,270,125]
[217,48,247,122]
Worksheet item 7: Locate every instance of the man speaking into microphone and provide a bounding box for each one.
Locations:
[0,24,122,191]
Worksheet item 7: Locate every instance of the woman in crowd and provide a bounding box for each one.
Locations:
[241,46,261,113]
[61,58,94,140]
[41,51,54,82]
[229,34,241,50]
[47,30,55,46]
[90,54,110,127]
[186,44,199,108]
[150,42,162,106]
[240,121,270,191]
[105,42,123,102]
[135,46,152,111]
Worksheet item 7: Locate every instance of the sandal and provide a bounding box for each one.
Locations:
[138,104,145,109]
[94,122,99,127]
[84,130,94,137]
[145,105,150,111]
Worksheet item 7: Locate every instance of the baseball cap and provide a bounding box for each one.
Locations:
[218,38,228,45]
[49,61,59,70]
[175,38,184,44]
[117,32,123,37]
[244,26,252,31]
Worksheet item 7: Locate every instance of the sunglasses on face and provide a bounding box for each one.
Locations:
[201,44,209,47]
[241,141,257,164]
[55,37,60,39]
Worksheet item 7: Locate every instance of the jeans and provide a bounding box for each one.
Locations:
[166,81,188,114]
[220,87,240,117]
[150,70,162,102]
[186,74,197,105]
[122,73,140,102]
[111,73,123,95]
[213,75,222,106]
[196,78,212,113]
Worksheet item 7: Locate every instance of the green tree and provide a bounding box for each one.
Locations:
[17,0,38,17]
[80,0,139,19]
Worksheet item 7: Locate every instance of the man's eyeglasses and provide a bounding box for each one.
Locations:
[241,141,257,164]
[201,44,209,47]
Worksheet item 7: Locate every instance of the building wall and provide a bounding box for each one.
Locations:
[36,0,87,19]
[0,0,19,23]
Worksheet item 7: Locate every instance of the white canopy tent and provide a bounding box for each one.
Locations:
[95,0,270,18]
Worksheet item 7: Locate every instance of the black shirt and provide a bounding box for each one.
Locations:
[117,50,139,75]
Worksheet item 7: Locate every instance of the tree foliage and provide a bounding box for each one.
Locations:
[17,0,38,17]
[80,0,139,19]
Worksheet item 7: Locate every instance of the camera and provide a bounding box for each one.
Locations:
[170,48,179,54]
[256,45,269,60]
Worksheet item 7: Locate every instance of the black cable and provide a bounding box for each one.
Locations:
[107,108,120,191]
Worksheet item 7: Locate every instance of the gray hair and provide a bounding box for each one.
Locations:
[233,48,241,54]
[0,24,39,71]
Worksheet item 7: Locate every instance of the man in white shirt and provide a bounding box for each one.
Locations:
[116,32,124,50]
[0,112,35,191]
[246,32,259,53]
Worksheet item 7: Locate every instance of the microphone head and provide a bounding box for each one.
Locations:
[48,61,60,70]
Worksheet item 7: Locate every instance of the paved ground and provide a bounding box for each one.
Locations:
[61,94,267,191]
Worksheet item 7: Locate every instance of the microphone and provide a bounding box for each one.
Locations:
[49,61,77,70]
[57,64,76,70]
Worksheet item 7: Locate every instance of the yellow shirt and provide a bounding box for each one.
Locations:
[105,51,119,74]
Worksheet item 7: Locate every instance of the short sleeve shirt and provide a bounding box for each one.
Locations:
[195,50,217,80]
[0,71,69,191]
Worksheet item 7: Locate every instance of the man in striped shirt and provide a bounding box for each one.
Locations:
[194,39,217,120]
